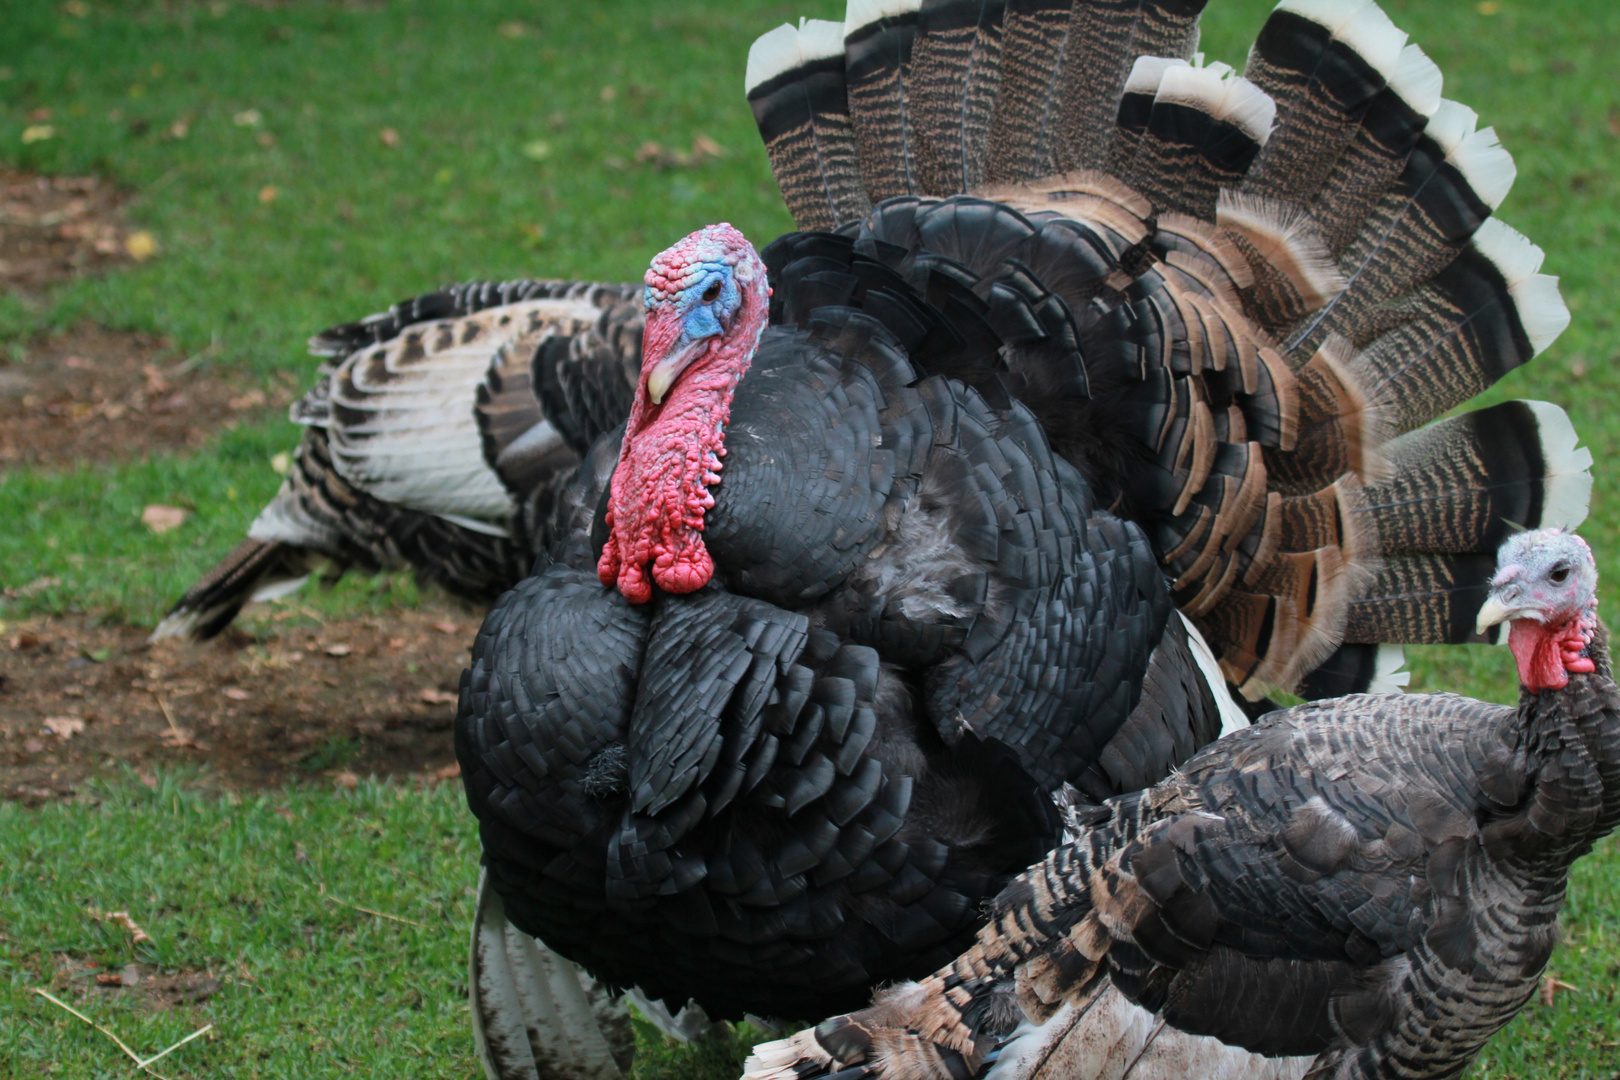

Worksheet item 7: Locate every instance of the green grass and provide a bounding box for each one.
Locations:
[1,0,1619,1077]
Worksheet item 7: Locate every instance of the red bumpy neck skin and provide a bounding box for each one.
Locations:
[1510,611,1597,693]
[597,226,769,603]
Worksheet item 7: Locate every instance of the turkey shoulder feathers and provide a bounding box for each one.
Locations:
[152,278,641,641]
[745,0,1585,700]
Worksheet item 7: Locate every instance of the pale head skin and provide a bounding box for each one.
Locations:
[1477,528,1599,693]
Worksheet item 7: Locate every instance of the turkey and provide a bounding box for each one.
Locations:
[147,0,1588,1073]
[743,526,1618,1080]
[151,278,645,640]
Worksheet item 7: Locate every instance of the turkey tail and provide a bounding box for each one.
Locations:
[150,538,312,642]
[747,19,872,229]
[470,871,635,1080]
[749,0,1584,699]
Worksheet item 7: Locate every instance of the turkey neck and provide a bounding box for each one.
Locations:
[1486,623,1620,867]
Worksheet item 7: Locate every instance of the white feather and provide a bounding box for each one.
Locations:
[843,0,921,39]
[1124,55,1187,97]
[1275,0,1407,80]
[1470,218,1571,356]
[1366,644,1410,694]
[1181,613,1252,737]
[1523,400,1594,531]
[1387,43,1443,118]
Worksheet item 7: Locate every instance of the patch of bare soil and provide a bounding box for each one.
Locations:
[0,325,296,466]
[0,170,137,292]
[0,603,478,804]
[52,954,224,1012]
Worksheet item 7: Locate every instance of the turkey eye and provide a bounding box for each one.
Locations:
[1551,565,1570,584]
[701,280,722,303]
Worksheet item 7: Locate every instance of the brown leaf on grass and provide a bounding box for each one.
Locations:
[1608,105,1620,138]
[258,184,278,204]
[1541,974,1579,1006]
[26,107,53,123]
[418,687,455,704]
[141,504,187,534]
[432,761,461,781]
[5,578,61,601]
[45,716,86,738]
[107,911,153,946]
[497,19,529,38]
[378,127,399,148]
[333,771,359,790]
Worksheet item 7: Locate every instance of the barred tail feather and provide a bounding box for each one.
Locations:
[149,538,312,642]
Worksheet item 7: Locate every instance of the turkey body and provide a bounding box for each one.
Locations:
[459,285,1227,1020]
[744,633,1620,1079]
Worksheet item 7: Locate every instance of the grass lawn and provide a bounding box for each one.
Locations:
[1,0,1618,1077]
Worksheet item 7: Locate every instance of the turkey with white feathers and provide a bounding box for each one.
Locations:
[743,526,1618,1080]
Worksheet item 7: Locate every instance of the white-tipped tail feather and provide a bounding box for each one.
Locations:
[842,0,921,39]
[470,872,634,1080]
[1367,644,1411,694]
[1181,613,1252,736]
[1387,44,1443,117]
[1469,218,1572,356]
[1523,400,1595,531]
[746,19,846,93]
[1276,0,1408,81]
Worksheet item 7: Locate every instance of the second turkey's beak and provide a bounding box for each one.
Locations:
[644,306,722,405]
[1475,591,1539,635]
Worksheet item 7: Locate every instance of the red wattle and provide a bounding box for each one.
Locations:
[597,235,770,603]
[1508,616,1595,693]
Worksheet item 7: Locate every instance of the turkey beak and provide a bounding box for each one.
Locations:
[1475,592,1538,635]
[644,307,722,405]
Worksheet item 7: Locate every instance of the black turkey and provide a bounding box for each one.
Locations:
[744,527,1618,1080]
[456,0,1592,1069]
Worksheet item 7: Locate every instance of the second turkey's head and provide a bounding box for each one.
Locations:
[1477,528,1600,693]
[597,223,770,604]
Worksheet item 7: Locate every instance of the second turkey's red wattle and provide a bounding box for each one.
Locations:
[596,223,771,603]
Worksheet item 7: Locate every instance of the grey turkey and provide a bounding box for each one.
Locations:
[146,0,1589,1073]
[743,526,1618,1080]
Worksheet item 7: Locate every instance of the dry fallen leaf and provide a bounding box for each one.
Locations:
[258,184,278,204]
[333,771,360,791]
[433,761,462,781]
[270,450,292,475]
[325,643,352,657]
[141,504,187,534]
[222,687,250,701]
[166,118,189,140]
[600,85,617,103]
[1476,0,1500,12]
[233,108,262,127]
[124,230,158,261]
[497,19,529,38]
[419,687,456,704]
[433,621,458,634]
[107,911,153,946]
[521,139,551,162]
[378,127,399,148]
[44,716,86,739]
[23,738,47,754]
[21,124,55,144]
[386,637,407,649]
[1540,974,1579,1006]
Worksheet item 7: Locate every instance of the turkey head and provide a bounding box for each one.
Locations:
[597,224,771,602]
[1476,528,1599,692]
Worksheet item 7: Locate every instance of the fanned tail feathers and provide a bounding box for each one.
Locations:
[745,0,1583,699]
